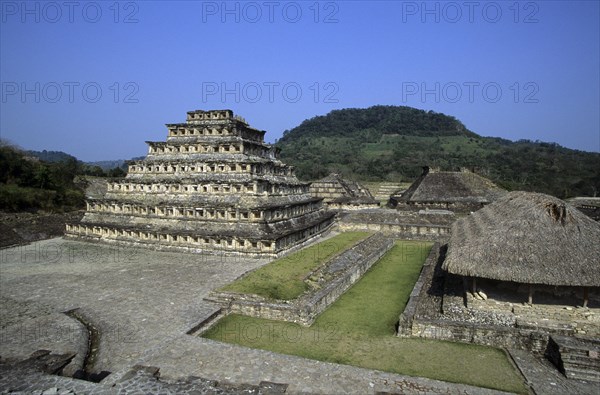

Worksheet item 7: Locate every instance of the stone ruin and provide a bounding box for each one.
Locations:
[65,109,335,256]
[309,173,379,210]
[389,166,505,213]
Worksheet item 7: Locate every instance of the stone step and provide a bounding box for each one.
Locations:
[561,352,600,364]
[185,308,225,335]
[548,335,600,383]
[374,183,405,199]
[562,366,600,382]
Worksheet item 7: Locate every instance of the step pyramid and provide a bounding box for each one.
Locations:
[65,109,334,256]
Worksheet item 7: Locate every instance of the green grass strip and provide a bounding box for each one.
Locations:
[220,232,371,300]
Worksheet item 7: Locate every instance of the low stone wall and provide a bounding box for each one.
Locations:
[397,242,441,335]
[205,233,394,327]
[336,221,450,241]
[207,292,305,324]
[406,318,550,353]
[326,202,380,211]
[301,234,393,322]
[394,201,487,213]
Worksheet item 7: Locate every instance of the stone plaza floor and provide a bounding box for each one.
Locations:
[0,237,558,394]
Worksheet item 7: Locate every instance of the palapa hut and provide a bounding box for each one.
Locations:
[443,191,600,307]
[390,166,505,212]
[310,173,379,210]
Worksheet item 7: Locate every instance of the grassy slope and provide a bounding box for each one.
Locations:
[205,241,528,393]
[221,232,371,300]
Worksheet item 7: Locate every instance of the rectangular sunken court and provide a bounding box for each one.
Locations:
[199,237,528,394]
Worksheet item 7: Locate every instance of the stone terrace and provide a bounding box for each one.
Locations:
[336,209,453,241]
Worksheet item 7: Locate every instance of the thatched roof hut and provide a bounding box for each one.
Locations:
[392,167,504,213]
[443,191,600,288]
[399,167,505,207]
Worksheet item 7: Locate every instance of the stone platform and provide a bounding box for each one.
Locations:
[397,244,600,394]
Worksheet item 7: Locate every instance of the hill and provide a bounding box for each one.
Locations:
[0,142,131,212]
[25,149,141,172]
[26,149,78,163]
[0,143,84,212]
[87,157,144,171]
[275,106,600,198]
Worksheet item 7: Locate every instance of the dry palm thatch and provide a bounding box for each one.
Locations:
[443,191,600,286]
[401,167,505,204]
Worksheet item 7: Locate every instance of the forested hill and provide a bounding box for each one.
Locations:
[26,149,78,163]
[278,105,477,141]
[275,106,600,198]
[0,142,128,212]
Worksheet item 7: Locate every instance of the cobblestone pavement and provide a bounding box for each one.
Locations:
[0,238,267,374]
[0,356,286,394]
[0,237,528,394]
[135,335,512,394]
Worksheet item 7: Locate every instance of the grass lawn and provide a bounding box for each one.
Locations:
[220,232,370,300]
[204,241,528,394]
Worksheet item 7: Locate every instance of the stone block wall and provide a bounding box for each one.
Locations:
[395,201,487,213]
[407,319,550,353]
[336,221,449,241]
[397,242,441,334]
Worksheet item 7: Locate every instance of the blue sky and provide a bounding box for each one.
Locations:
[1,1,599,161]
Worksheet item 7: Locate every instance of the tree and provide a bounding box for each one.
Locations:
[108,167,126,178]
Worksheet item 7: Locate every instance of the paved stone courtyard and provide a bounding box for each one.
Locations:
[1,238,266,374]
[0,237,556,394]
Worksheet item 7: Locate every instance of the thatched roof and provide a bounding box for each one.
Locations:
[443,191,600,286]
[400,167,505,203]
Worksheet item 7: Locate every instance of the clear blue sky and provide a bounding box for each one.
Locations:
[1,0,599,161]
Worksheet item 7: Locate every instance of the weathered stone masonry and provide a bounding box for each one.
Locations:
[205,233,394,326]
[65,109,335,256]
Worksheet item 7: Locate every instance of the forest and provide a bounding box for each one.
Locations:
[0,142,125,212]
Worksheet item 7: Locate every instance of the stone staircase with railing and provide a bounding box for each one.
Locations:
[546,335,600,382]
[374,183,405,202]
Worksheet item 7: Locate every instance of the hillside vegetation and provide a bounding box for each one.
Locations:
[0,143,125,212]
[276,106,600,198]
[0,143,85,212]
